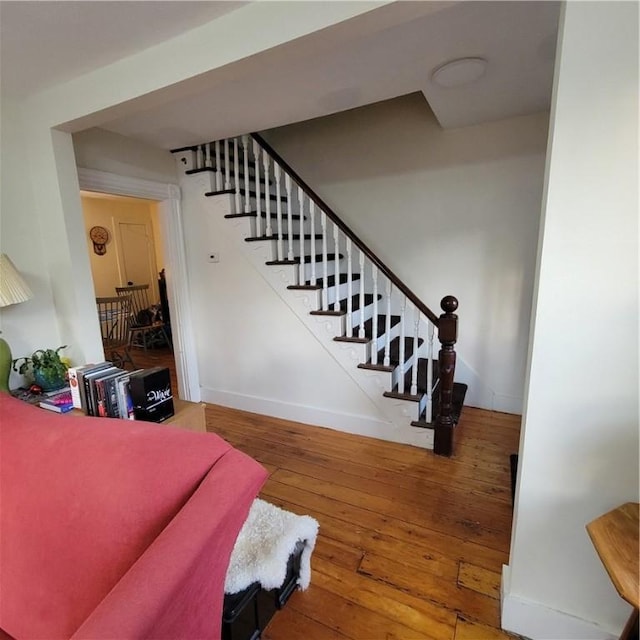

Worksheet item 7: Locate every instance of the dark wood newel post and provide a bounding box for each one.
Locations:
[434,295,458,457]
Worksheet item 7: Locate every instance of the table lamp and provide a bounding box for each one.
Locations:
[0,254,34,392]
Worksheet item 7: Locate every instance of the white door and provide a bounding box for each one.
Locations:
[116,221,159,301]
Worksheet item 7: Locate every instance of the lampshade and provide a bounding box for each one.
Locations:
[0,254,33,307]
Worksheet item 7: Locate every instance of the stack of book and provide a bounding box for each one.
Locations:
[38,388,74,413]
[68,363,139,419]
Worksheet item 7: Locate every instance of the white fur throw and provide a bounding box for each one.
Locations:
[224,499,319,595]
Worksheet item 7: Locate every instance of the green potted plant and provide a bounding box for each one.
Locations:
[12,346,69,392]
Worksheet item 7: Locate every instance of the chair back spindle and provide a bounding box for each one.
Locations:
[96,295,135,369]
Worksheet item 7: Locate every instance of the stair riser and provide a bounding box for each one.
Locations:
[325,279,363,307]
[267,259,344,282]
[390,353,422,390]
[207,172,263,194]
[249,218,305,240]
[302,260,344,282]
[368,323,402,351]
[347,305,376,328]
[272,238,330,258]
[301,279,364,311]
[379,394,424,424]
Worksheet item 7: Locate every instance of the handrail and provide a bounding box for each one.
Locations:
[251,132,440,326]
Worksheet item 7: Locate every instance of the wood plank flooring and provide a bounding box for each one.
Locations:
[128,347,520,637]
[205,402,522,640]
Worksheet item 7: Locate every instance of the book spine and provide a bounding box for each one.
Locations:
[105,376,120,418]
[117,376,134,420]
[68,367,83,409]
[39,401,73,413]
[95,378,107,417]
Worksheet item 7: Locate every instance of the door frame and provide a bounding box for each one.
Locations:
[78,167,200,402]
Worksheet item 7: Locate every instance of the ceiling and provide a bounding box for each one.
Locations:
[0,1,560,149]
[0,1,246,98]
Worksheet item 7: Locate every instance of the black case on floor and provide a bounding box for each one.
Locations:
[222,541,305,640]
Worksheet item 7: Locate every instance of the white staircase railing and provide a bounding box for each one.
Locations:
[173,133,461,455]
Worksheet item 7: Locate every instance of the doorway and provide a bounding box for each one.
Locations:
[81,191,178,392]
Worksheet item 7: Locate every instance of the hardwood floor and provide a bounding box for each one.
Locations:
[205,403,522,640]
[126,345,178,394]
[126,346,521,637]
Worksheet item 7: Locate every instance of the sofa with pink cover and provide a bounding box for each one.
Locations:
[0,395,267,639]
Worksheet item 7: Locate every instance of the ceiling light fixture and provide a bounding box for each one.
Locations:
[431,57,488,88]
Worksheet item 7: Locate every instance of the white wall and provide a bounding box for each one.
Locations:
[263,96,549,413]
[502,3,639,638]
[180,177,389,431]
[0,98,63,388]
[81,194,162,299]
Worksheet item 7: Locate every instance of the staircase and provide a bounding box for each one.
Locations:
[172,134,466,455]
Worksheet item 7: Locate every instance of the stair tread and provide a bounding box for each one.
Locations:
[225,211,304,221]
[244,189,288,202]
[266,253,341,266]
[207,188,285,202]
[205,189,236,197]
[288,273,360,292]
[245,233,324,243]
[185,166,271,184]
[310,293,379,316]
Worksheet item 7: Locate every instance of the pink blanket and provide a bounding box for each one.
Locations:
[0,395,267,639]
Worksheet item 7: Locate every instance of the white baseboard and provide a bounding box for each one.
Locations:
[492,393,523,415]
[200,387,434,448]
[501,566,619,640]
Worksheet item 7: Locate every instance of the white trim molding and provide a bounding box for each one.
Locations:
[77,168,175,201]
[201,387,394,441]
[77,167,200,402]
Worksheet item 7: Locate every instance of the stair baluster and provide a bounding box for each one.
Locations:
[426,322,435,423]
[215,141,222,191]
[252,141,263,237]
[332,222,340,313]
[410,307,420,396]
[310,201,316,285]
[233,138,241,214]
[358,249,365,339]
[321,211,329,311]
[371,265,379,365]
[263,153,272,237]
[224,139,231,189]
[383,280,392,367]
[346,238,353,338]
[274,163,284,261]
[285,174,294,260]
[205,143,212,168]
[298,187,306,285]
[197,144,204,169]
[242,136,251,213]
[398,295,407,393]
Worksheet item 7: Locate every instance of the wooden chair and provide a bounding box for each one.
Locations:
[115,284,172,352]
[96,295,136,369]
